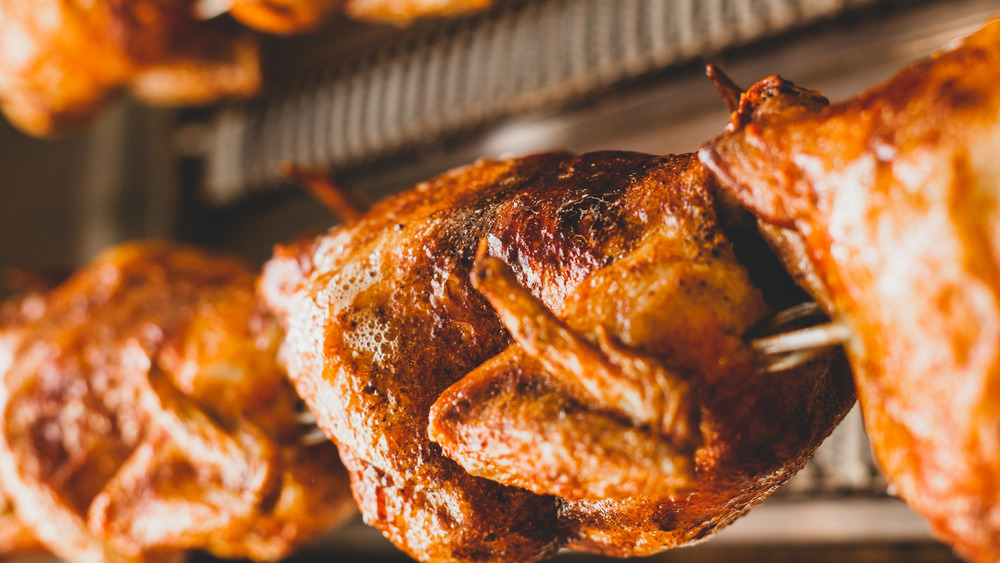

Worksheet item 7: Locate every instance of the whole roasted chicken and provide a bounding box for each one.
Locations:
[260,150,854,561]
[0,241,355,562]
[0,0,261,136]
[700,19,1000,563]
[0,0,492,136]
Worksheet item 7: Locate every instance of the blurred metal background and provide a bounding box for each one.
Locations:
[195,0,880,203]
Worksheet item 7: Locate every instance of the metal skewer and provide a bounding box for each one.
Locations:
[295,302,852,445]
[749,302,851,373]
[295,407,331,445]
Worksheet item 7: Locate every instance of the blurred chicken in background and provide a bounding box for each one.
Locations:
[0,241,356,562]
[0,0,493,137]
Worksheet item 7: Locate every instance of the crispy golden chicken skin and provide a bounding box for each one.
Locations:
[0,485,42,556]
[227,0,346,34]
[228,0,491,32]
[0,241,355,563]
[700,19,1000,563]
[0,0,260,136]
[260,150,854,561]
[0,297,46,557]
[343,0,491,26]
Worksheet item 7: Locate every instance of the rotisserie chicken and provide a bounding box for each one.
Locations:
[700,18,1000,563]
[0,0,261,136]
[0,241,355,562]
[0,0,494,136]
[260,150,855,561]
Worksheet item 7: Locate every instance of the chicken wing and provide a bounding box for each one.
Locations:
[700,19,1000,563]
[260,150,854,561]
[0,241,355,562]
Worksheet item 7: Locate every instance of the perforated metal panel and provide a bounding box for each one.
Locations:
[198,0,879,203]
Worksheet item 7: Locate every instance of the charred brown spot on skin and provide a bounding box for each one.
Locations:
[486,152,662,301]
[937,76,986,112]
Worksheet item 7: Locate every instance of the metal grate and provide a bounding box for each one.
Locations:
[197,0,880,204]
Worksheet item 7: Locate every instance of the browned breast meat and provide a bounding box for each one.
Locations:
[0,241,355,562]
[700,18,1000,563]
[260,150,854,561]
